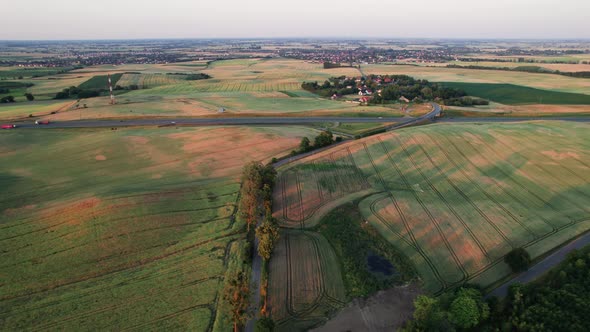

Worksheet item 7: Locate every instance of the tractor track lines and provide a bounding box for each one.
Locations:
[494,130,590,197]
[433,132,559,235]
[406,135,501,258]
[392,137,469,283]
[364,140,449,291]
[0,232,240,302]
[464,129,590,215]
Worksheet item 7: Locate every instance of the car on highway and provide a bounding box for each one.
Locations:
[1,124,16,129]
[35,120,50,125]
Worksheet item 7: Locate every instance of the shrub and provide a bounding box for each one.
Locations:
[504,248,531,273]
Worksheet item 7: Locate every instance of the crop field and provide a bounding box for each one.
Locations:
[267,230,346,331]
[0,126,315,330]
[273,121,590,293]
[0,100,76,120]
[78,73,123,90]
[116,73,186,88]
[441,82,590,105]
[0,67,73,79]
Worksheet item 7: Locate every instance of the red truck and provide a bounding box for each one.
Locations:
[1,124,16,129]
[35,120,50,125]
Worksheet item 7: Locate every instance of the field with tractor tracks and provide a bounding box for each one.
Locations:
[267,230,347,331]
[273,121,590,294]
[0,125,316,330]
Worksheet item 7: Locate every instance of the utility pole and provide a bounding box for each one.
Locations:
[108,74,115,105]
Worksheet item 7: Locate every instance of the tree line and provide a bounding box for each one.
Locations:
[226,161,280,332]
[403,245,590,331]
[290,130,340,157]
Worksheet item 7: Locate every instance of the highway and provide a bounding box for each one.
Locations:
[10,117,403,129]
[440,116,590,123]
[4,104,589,130]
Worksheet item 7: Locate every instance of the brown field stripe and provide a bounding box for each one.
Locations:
[391,137,469,282]
[368,196,446,294]
[408,134,516,252]
[411,134,524,244]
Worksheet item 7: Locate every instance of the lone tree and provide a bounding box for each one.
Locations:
[299,136,311,153]
[24,93,35,101]
[256,217,280,261]
[314,130,334,148]
[504,248,531,273]
[224,272,250,332]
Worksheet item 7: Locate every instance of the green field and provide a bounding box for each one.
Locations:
[78,73,123,90]
[273,121,590,294]
[0,126,315,330]
[441,82,590,105]
[0,67,74,79]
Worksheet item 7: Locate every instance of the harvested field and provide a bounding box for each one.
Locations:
[273,121,590,293]
[0,126,311,330]
[267,230,346,331]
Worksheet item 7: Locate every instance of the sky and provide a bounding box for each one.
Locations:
[1,0,589,40]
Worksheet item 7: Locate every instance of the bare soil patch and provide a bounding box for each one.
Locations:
[312,282,422,332]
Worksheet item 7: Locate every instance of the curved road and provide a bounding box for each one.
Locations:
[487,231,590,298]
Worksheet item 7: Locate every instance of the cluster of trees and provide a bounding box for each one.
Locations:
[323,62,356,69]
[114,84,140,91]
[318,204,415,298]
[292,130,340,156]
[404,245,590,331]
[302,77,358,97]
[0,95,15,103]
[302,75,488,106]
[185,73,211,80]
[403,287,490,331]
[167,72,212,80]
[496,247,590,331]
[54,86,101,99]
[369,75,487,106]
[0,93,34,103]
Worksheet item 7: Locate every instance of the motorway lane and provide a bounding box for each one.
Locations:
[439,116,590,123]
[9,117,404,129]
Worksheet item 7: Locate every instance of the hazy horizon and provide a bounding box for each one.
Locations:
[1,0,589,40]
